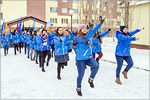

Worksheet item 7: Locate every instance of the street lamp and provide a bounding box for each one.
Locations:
[69,9,73,31]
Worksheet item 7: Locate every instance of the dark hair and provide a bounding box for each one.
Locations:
[12,29,16,35]
[93,31,102,44]
[55,27,63,36]
[42,29,47,33]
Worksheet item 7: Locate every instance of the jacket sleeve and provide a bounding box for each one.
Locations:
[92,24,101,34]
[86,24,101,39]
[117,34,136,41]
[128,29,140,36]
[100,30,110,38]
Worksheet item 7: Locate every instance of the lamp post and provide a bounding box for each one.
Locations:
[69,9,73,31]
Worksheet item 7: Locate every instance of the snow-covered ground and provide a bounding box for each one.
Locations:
[1,37,149,99]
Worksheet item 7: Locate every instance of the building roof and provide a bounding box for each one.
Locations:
[7,16,47,26]
[119,1,150,8]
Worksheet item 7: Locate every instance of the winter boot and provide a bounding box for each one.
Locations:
[30,58,33,61]
[122,71,128,79]
[96,58,99,64]
[46,61,49,66]
[6,51,8,54]
[88,78,94,88]
[32,57,35,61]
[4,53,6,56]
[27,55,29,59]
[36,59,39,64]
[115,77,122,85]
[42,67,45,72]
[62,65,64,69]
[57,75,61,80]
[76,88,82,96]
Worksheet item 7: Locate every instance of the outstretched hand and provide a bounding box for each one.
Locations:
[99,16,105,26]
[89,22,94,30]
[140,28,144,31]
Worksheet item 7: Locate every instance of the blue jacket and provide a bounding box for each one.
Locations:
[115,29,140,56]
[26,36,32,44]
[49,32,55,45]
[66,36,72,50]
[92,30,110,53]
[39,34,51,51]
[1,35,9,47]
[16,33,20,43]
[20,32,25,42]
[30,36,34,48]
[76,24,101,60]
[12,34,18,44]
[54,35,69,55]
[36,35,41,51]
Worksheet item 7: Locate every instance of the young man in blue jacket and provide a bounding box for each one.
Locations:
[39,29,51,72]
[115,25,144,85]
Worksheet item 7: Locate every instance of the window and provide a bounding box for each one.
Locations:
[62,0,68,2]
[50,18,57,24]
[73,9,78,14]
[72,19,78,24]
[50,7,57,12]
[0,13,3,20]
[62,8,68,14]
[61,19,68,24]
[117,12,121,17]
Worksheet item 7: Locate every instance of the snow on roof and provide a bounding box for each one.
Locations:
[118,1,150,8]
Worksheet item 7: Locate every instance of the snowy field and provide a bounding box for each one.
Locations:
[1,37,149,99]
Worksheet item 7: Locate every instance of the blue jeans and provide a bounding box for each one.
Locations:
[76,58,99,88]
[115,55,133,77]
[35,50,39,60]
[4,45,9,54]
[27,44,30,57]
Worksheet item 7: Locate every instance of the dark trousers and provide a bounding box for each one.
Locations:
[39,51,42,67]
[57,62,68,76]
[41,50,51,68]
[19,42,23,53]
[24,43,27,54]
[14,43,18,55]
[115,55,134,77]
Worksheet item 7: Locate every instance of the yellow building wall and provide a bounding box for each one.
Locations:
[129,3,150,45]
[0,1,27,24]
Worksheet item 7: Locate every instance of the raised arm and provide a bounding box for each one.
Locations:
[100,28,111,38]
[128,29,140,36]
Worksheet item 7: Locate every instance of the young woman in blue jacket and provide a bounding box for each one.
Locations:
[64,30,72,53]
[1,31,10,56]
[25,31,32,58]
[115,26,144,85]
[54,27,70,80]
[49,31,55,58]
[12,29,19,55]
[30,31,36,61]
[33,31,40,64]
[92,29,111,63]
[73,16,105,96]
[23,31,27,54]
[39,29,51,72]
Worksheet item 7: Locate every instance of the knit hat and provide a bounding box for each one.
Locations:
[78,24,86,32]
[120,25,127,32]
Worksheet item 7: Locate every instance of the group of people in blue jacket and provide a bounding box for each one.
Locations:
[1,15,144,96]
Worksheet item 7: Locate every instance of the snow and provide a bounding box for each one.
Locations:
[1,37,149,99]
